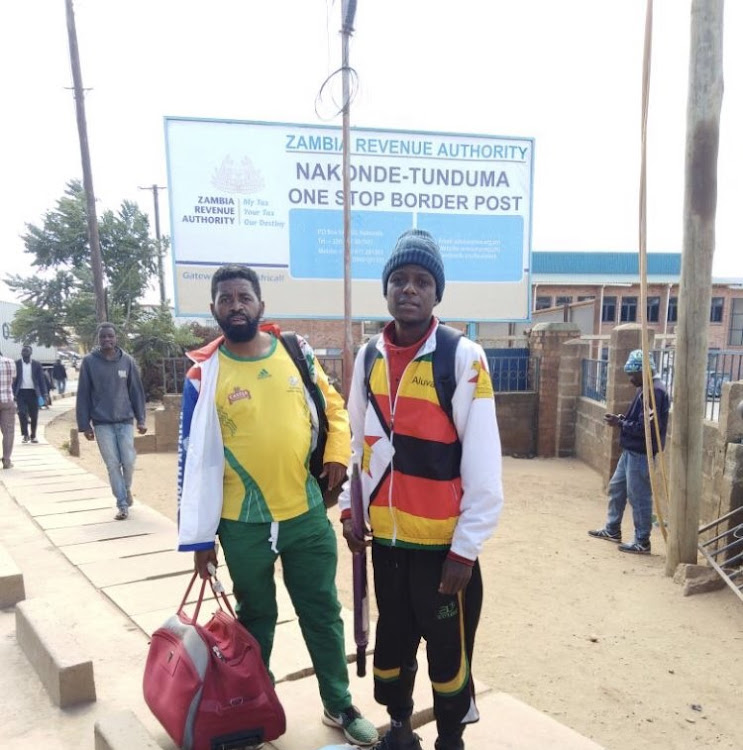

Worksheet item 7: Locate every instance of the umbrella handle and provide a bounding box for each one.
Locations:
[356,646,366,677]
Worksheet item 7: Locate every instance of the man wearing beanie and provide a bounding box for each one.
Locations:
[588,349,670,554]
[338,228,504,750]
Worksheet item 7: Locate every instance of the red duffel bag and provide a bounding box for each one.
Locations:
[143,570,286,750]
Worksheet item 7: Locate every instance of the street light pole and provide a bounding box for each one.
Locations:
[139,184,168,305]
[64,0,106,323]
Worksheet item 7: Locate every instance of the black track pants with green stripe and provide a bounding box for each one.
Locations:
[371,543,483,735]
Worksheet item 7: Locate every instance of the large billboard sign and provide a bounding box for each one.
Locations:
[165,117,534,321]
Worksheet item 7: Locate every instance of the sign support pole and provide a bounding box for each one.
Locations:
[341,0,357,399]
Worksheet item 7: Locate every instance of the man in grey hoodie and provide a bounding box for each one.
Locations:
[76,323,147,520]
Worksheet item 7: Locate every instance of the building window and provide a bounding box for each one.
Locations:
[620,296,638,322]
[710,297,724,323]
[578,295,595,302]
[729,298,743,346]
[667,296,678,323]
[602,296,617,323]
[535,296,552,310]
[555,295,573,306]
[646,296,660,323]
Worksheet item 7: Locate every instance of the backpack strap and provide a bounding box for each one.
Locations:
[362,334,390,438]
[363,326,462,426]
[363,334,382,397]
[433,324,463,424]
[279,332,328,433]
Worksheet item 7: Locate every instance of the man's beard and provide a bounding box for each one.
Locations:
[216,314,260,343]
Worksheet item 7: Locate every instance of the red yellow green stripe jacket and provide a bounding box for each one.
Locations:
[338,322,503,561]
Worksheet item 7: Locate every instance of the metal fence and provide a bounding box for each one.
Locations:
[485,349,540,392]
[159,348,543,398]
[161,357,190,395]
[581,358,608,402]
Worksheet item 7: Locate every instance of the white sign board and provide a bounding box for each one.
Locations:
[165,117,534,321]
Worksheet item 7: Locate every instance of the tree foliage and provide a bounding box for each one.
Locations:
[129,307,199,399]
[6,179,158,350]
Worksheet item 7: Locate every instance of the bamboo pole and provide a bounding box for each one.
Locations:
[666,0,724,575]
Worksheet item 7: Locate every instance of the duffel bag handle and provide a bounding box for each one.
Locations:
[178,570,238,625]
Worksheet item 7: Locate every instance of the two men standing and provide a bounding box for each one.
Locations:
[179,229,503,750]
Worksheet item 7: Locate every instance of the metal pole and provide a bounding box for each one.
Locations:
[340,0,357,399]
[65,0,106,323]
[139,184,168,305]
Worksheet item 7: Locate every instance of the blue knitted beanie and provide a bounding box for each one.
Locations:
[382,229,445,301]
[624,349,657,373]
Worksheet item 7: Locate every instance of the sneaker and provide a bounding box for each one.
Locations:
[588,528,622,543]
[114,508,129,521]
[21,436,29,444]
[618,541,651,555]
[322,705,379,747]
[372,732,423,750]
[126,490,134,507]
[30,437,39,444]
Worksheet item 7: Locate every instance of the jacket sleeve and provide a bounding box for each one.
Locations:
[315,357,351,467]
[75,359,92,431]
[294,334,351,468]
[127,357,147,425]
[177,374,198,531]
[449,341,504,561]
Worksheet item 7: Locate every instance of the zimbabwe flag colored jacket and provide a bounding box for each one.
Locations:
[338,321,504,562]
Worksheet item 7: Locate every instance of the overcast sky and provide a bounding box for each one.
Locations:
[1,0,740,304]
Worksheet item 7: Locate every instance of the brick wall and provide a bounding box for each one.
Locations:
[271,319,364,349]
[494,392,537,457]
[528,322,581,457]
[575,397,610,479]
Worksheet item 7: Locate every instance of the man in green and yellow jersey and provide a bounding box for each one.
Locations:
[178,264,378,748]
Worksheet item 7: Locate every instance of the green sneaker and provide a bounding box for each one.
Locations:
[322,705,379,746]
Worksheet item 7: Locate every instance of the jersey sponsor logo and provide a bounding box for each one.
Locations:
[411,375,435,388]
[227,386,251,403]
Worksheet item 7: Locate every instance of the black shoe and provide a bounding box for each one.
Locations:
[618,541,651,554]
[30,437,39,444]
[373,732,423,750]
[588,528,622,543]
[2,459,12,469]
[21,436,29,444]
[436,736,464,750]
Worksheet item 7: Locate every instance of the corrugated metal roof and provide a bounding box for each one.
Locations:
[532,252,681,276]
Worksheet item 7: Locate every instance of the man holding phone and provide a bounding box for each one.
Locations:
[588,349,670,555]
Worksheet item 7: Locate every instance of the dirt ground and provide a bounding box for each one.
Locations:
[46,407,742,750]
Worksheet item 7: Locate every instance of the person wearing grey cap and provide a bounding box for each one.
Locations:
[588,349,670,554]
[338,229,504,750]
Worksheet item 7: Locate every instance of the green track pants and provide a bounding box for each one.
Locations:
[218,503,352,714]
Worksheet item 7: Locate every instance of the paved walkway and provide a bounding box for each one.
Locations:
[0,398,602,749]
